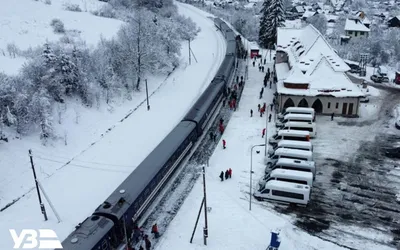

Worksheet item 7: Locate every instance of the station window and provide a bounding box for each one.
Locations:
[335,103,339,109]
[327,102,331,109]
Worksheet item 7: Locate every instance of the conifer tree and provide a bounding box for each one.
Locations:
[259,0,285,49]
[265,0,285,47]
[259,0,271,48]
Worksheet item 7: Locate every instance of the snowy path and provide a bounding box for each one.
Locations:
[0,3,226,248]
[154,56,349,250]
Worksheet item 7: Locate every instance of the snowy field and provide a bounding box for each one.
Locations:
[0,3,227,248]
[155,49,399,249]
[0,0,123,74]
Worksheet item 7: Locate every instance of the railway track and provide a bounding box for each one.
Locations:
[129,59,247,249]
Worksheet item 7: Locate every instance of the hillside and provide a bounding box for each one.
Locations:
[0,0,123,75]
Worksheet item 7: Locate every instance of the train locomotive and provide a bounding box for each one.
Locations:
[58,18,242,250]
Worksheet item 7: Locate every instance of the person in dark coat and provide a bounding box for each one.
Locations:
[262,128,266,138]
[219,171,224,181]
[213,133,217,141]
[225,170,229,179]
[331,113,334,121]
[261,66,264,72]
[252,60,255,67]
[209,132,214,141]
[270,103,273,111]
[269,113,272,122]
[222,139,226,149]
[258,104,261,111]
[270,81,272,89]
[144,235,151,250]
[250,109,253,117]
[264,58,266,64]
[236,76,239,83]
[220,117,224,125]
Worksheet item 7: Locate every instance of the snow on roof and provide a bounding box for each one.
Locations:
[362,16,371,24]
[275,25,362,98]
[275,57,364,98]
[325,14,338,21]
[295,6,305,12]
[284,65,309,84]
[266,180,310,190]
[270,168,313,179]
[302,10,316,18]
[344,18,370,32]
[277,25,350,73]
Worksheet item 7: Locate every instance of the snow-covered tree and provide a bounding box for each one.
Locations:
[259,0,285,48]
[259,0,271,48]
[307,14,327,35]
[29,88,54,144]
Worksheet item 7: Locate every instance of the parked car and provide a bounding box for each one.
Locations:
[370,74,383,83]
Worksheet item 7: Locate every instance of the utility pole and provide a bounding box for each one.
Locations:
[29,149,48,221]
[202,165,208,245]
[136,18,141,91]
[264,108,269,156]
[145,79,150,110]
[189,39,191,65]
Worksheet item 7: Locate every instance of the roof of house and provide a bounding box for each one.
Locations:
[275,24,364,98]
[294,6,305,12]
[277,25,350,72]
[302,10,316,18]
[344,18,370,32]
[284,65,309,84]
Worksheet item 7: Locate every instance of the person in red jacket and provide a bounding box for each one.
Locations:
[228,168,232,178]
[151,223,160,238]
[262,128,266,138]
[222,139,226,149]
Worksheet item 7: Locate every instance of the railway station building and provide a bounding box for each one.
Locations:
[274,25,364,117]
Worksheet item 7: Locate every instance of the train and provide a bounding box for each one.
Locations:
[57,18,243,250]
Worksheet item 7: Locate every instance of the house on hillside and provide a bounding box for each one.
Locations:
[354,11,371,28]
[388,16,400,27]
[302,10,317,20]
[274,25,364,117]
[291,5,305,14]
[344,18,370,38]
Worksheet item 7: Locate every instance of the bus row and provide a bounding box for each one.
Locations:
[254,107,317,206]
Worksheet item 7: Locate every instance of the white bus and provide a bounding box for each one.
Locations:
[279,121,317,138]
[268,140,313,155]
[258,169,313,191]
[276,114,314,128]
[266,148,313,167]
[266,158,316,179]
[269,130,310,146]
[278,107,315,121]
[254,180,311,205]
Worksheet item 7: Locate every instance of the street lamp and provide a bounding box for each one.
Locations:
[250,143,265,211]
[264,108,269,156]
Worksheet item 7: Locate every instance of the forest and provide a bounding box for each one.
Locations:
[0,0,200,144]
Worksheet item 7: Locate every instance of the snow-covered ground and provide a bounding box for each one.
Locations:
[155,47,398,249]
[155,54,349,250]
[0,3,227,248]
[0,0,123,74]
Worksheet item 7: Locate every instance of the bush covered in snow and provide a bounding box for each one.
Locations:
[0,2,200,144]
[50,18,65,33]
[63,3,82,12]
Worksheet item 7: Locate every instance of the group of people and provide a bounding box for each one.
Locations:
[129,223,160,250]
[219,168,232,181]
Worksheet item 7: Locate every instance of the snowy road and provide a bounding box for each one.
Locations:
[0,3,226,248]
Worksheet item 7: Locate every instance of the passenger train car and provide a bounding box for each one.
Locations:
[57,18,243,250]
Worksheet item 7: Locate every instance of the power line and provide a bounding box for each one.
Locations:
[32,152,136,168]
[35,156,132,174]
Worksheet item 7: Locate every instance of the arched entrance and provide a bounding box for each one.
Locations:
[298,98,309,107]
[283,98,295,109]
[312,99,323,113]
